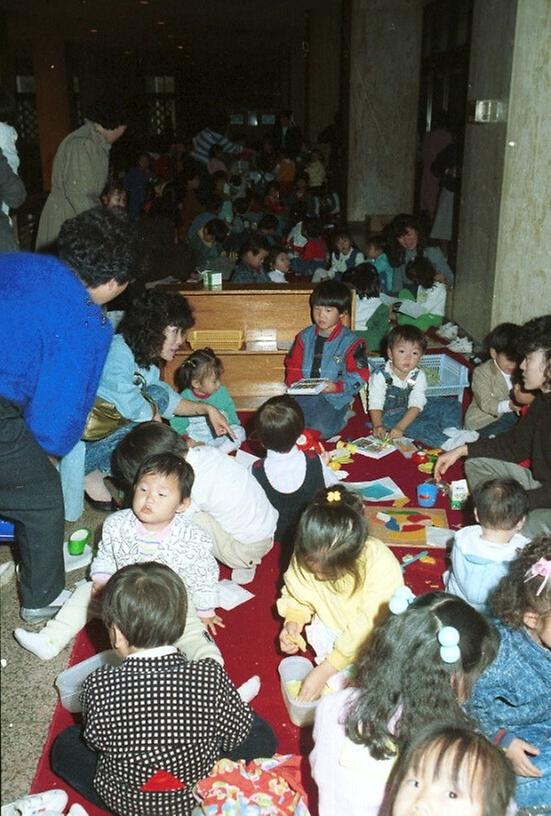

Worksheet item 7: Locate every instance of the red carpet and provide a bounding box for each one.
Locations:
[31,401,471,814]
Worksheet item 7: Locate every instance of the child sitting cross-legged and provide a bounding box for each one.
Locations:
[50,562,277,816]
[444,478,530,612]
[170,347,246,454]
[285,280,370,438]
[252,395,340,550]
[368,325,473,450]
[15,454,225,660]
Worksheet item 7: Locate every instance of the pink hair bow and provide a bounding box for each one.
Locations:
[524,558,551,596]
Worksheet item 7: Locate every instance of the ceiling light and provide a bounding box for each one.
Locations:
[157,20,165,25]
[177,45,184,50]
[90,28,98,33]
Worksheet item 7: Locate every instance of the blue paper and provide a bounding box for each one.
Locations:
[361,483,394,500]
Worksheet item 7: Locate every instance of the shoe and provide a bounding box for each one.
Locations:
[67,805,90,816]
[84,492,116,513]
[5,788,68,815]
[441,429,479,451]
[237,674,261,704]
[19,605,60,624]
[231,567,256,585]
[448,338,473,354]
[0,561,16,587]
[14,628,60,660]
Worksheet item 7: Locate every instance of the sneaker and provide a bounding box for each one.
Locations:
[19,605,60,624]
[4,788,68,816]
[14,628,60,660]
[238,674,261,703]
[231,567,256,585]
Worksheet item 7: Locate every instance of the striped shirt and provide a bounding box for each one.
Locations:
[191,129,241,165]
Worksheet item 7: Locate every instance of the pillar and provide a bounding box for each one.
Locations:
[307,0,342,143]
[32,34,71,190]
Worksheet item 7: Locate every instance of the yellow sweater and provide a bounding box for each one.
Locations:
[277,537,403,671]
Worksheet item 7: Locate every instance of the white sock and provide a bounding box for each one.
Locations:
[238,675,261,703]
[14,628,61,660]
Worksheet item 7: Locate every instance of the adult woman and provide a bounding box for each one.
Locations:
[385,213,453,294]
[84,289,231,507]
[36,100,127,251]
[436,315,551,537]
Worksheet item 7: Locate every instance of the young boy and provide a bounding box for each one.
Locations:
[445,479,530,611]
[368,325,470,449]
[15,454,224,660]
[253,395,339,548]
[50,562,276,815]
[188,217,229,271]
[465,322,522,437]
[285,280,370,438]
[231,234,271,284]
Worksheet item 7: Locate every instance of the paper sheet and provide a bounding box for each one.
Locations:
[347,477,406,502]
[397,300,428,319]
[217,579,255,611]
[234,449,260,469]
[426,526,455,547]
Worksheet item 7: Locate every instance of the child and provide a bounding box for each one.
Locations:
[266,245,291,283]
[366,234,394,294]
[257,213,281,245]
[368,325,468,449]
[15,453,224,660]
[289,218,328,277]
[384,724,516,816]
[278,486,403,703]
[231,234,271,284]
[467,537,551,810]
[445,478,530,611]
[253,395,339,548]
[465,322,522,437]
[310,591,498,816]
[285,280,370,437]
[287,174,313,222]
[170,347,246,453]
[101,182,127,210]
[396,256,447,331]
[274,150,296,197]
[351,263,391,352]
[207,143,228,175]
[328,229,365,281]
[305,147,326,193]
[50,562,276,815]
[114,422,278,585]
[263,180,287,216]
[188,217,229,271]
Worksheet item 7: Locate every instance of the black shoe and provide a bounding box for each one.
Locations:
[84,492,116,513]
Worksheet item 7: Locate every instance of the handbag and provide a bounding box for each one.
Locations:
[82,372,158,442]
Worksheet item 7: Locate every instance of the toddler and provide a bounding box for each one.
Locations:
[285,280,370,438]
[311,590,498,816]
[289,218,328,277]
[115,422,278,585]
[305,147,326,192]
[445,478,530,611]
[465,322,522,437]
[15,454,224,661]
[351,263,391,352]
[396,256,447,331]
[365,234,394,294]
[253,395,339,548]
[231,234,271,284]
[384,724,516,816]
[368,325,468,449]
[328,229,365,281]
[467,537,551,810]
[170,347,246,453]
[50,562,276,815]
[101,182,127,211]
[278,485,403,703]
[266,245,290,283]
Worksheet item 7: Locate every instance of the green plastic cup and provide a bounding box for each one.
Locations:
[68,528,91,556]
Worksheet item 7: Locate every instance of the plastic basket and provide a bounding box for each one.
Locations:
[56,649,122,712]
[368,352,469,401]
[187,330,245,352]
[278,656,319,727]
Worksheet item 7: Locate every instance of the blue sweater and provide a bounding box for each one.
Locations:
[0,252,112,455]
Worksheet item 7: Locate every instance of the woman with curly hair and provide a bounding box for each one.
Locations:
[384,213,453,293]
[436,314,551,537]
[466,536,551,810]
[310,591,498,816]
[83,289,232,507]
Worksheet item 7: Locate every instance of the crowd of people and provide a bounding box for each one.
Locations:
[1,103,550,816]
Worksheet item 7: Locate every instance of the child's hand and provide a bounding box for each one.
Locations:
[297,660,337,703]
[186,439,205,448]
[202,614,225,636]
[505,738,542,777]
[373,424,386,440]
[388,427,404,440]
[279,621,304,654]
[319,443,331,466]
[322,382,338,394]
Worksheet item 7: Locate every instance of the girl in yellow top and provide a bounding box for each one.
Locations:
[277,485,403,702]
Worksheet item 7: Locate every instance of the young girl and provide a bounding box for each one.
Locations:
[467,537,551,810]
[397,256,447,331]
[170,347,246,453]
[266,245,291,283]
[310,591,498,816]
[231,234,271,284]
[383,724,516,816]
[278,486,403,703]
[328,229,365,281]
[351,263,391,352]
[366,234,394,294]
[289,218,328,278]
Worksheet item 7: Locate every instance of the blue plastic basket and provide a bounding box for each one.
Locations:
[368,352,469,401]
[0,517,15,540]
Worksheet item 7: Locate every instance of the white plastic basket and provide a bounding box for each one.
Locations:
[278,656,319,727]
[368,353,469,401]
[55,649,122,712]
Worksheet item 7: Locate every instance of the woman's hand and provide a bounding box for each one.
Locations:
[297,660,337,703]
[434,444,468,481]
[279,621,303,654]
[205,405,233,437]
[506,738,542,777]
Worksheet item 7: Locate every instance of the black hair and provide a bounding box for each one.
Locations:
[203,194,223,213]
[134,452,194,501]
[518,314,551,391]
[266,180,280,195]
[489,536,551,627]
[233,197,249,215]
[333,228,352,244]
[118,290,194,368]
[83,98,127,130]
[256,395,305,453]
[382,724,516,816]
[302,217,323,240]
[345,592,499,759]
[0,90,17,124]
[366,233,385,252]
[294,486,367,592]
[208,144,222,159]
[57,207,139,288]
[114,422,188,487]
[406,256,436,289]
[473,478,528,530]
[386,324,428,353]
[484,322,520,359]
[211,170,227,184]
[102,562,188,648]
[176,347,223,392]
[258,214,279,232]
[310,279,351,314]
[385,213,427,268]
[351,263,380,299]
[239,233,270,259]
[203,218,229,243]
[266,245,288,271]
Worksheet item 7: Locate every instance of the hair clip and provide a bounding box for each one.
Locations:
[389,585,415,615]
[327,490,341,503]
[438,626,461,663]
[524,557,551,596]
[185,358,196,368]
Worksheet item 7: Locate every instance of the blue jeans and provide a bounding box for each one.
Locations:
[512,724,551,809]
[294,395,349,439]
[478,411,518,439]
[382,397,461,448]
